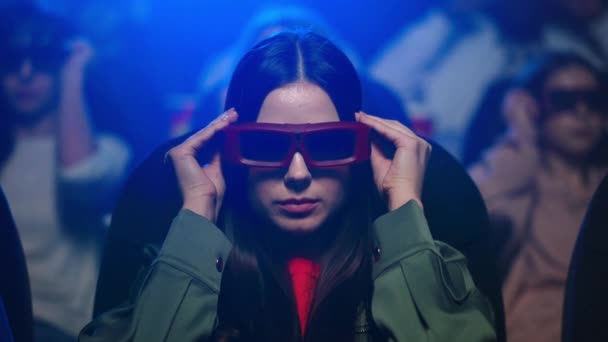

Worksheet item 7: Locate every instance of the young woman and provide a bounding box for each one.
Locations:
[469,52,608,342]
[81,31,495,341]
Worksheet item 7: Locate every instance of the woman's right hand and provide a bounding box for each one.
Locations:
[167,108,238,222]
[502,89,539,147]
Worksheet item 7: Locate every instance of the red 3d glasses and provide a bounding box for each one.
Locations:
[223,122,371,168]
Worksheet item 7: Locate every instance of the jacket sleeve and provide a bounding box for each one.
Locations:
[371,201,497,341]
[79,209,232,341]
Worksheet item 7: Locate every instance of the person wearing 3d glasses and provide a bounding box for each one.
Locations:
[0,4,130,341]
[469,52,608,342]
[80,31,496,341]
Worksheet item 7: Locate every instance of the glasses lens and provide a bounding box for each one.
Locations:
[240,131,291,162]
[549,90,578,112]
[549,90,608,114]
[304,130,356,162]
[583,91,607,112]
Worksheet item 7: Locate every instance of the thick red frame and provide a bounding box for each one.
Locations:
[223,122,371,168]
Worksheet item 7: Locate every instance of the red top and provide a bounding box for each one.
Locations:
[287,258,321,335]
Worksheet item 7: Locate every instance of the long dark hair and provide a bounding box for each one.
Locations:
[213,31,383,341]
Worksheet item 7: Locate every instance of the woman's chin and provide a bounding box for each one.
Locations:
[272,214,326,235]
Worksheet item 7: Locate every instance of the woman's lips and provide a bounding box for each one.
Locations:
[276,198,319,215]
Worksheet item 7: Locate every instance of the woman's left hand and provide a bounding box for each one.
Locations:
[356,111,431,211]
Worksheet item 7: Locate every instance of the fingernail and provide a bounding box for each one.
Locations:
[223,109,236,119]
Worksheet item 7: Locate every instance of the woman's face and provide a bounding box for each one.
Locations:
[2,60,57,123]
[540,64,605,159]
[248,81,350,234]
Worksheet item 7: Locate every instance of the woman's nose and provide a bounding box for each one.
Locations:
[576,99,589,112]
[284,152,312,191]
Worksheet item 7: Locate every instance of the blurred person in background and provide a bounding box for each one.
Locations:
[469,52,608,342]
[371,0,608,160]
[190,6,409,136]
[64,0,170,167]
[0,4,130,341]
[462,0,608,168]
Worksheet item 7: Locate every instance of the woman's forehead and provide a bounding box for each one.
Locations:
[257,81,340,124]
[545,65,598,90]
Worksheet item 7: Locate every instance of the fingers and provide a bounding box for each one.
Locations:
[356,111,425,148]
[503,90,539,144]
[63,38,95,70]
[357,111,416,137]
[68,38,94,54]
[166,109,235,222]
[175,108,238,157]
[203,152,224,186]
[356,112,431,211]
[503,90,539,123]
[356,110,432,169]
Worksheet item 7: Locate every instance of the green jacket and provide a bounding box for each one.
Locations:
[80,201,496,341]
